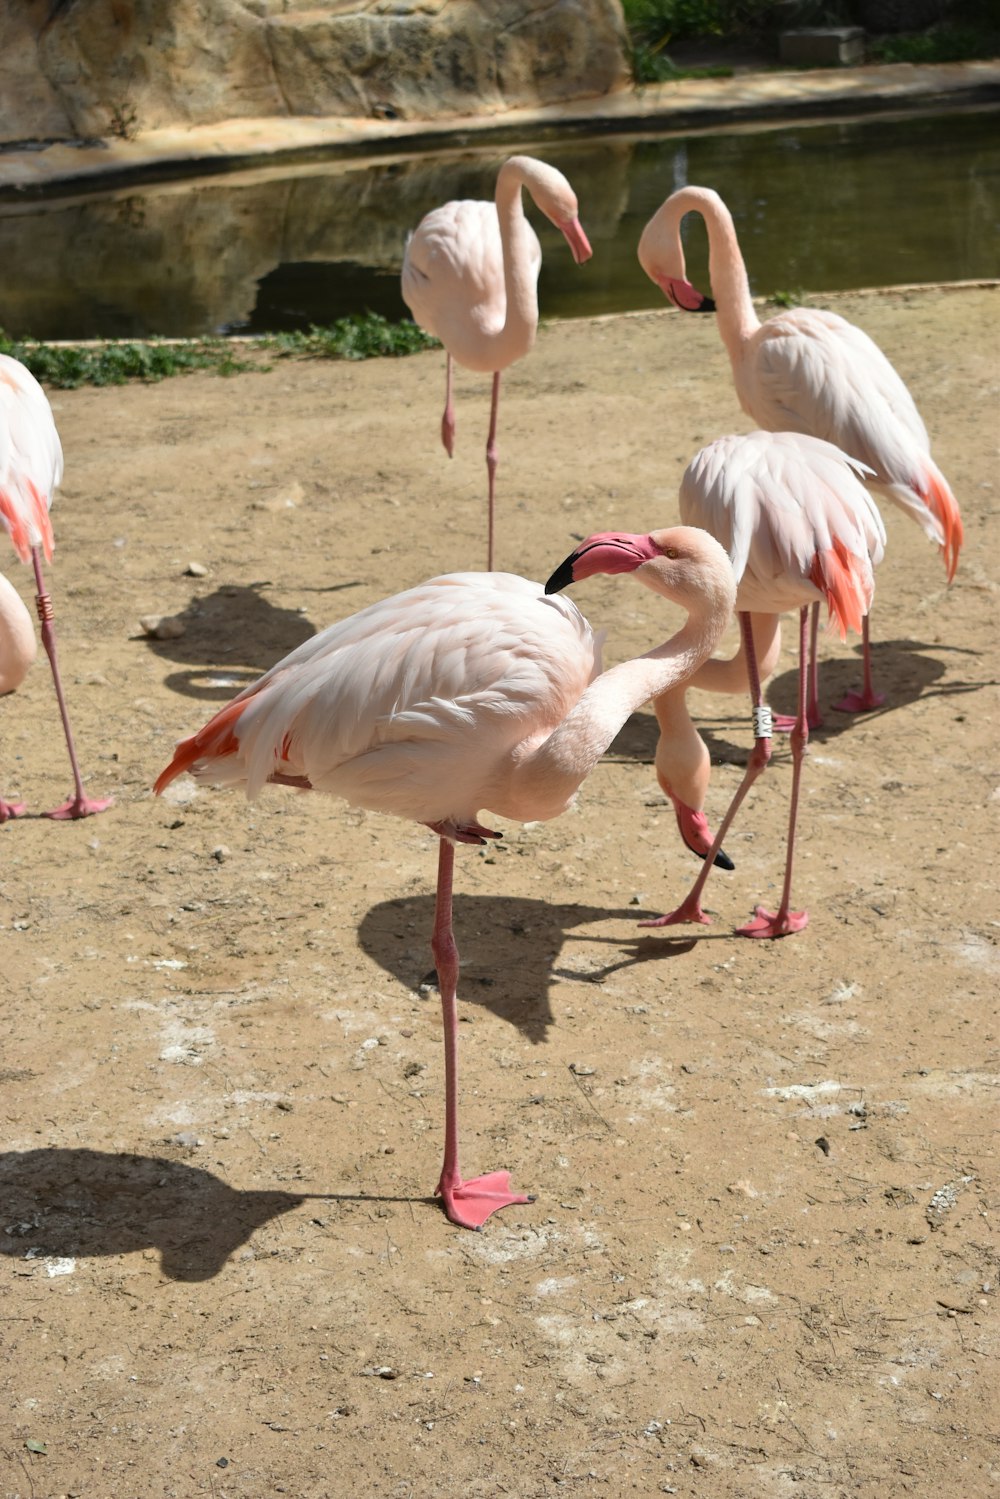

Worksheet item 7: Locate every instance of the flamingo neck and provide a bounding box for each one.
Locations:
[507,602,730,823]
[492,159,543,363]
[660,189,760,362]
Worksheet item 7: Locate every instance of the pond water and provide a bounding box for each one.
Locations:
[0,104,996,341]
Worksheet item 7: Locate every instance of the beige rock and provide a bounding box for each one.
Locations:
[1,0,629,145]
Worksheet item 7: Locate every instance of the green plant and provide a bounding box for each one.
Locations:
[768,288,806,307]
[265,312,438,362]
[0,314,439,391]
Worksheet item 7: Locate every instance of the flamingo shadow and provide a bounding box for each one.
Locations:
[358,891,711,1042]
[0,1148,304,1281]
[767,637,987,738]
[136,580,363,702]
[0,1147,435,1282]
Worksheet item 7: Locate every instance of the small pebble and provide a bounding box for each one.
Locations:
[140,613,186,640]
[212,845,230,862]
[186,561,209,576]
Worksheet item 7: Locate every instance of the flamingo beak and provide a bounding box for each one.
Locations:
[662,275,715,314]
[558,217,593,265]
[545,532,660,594]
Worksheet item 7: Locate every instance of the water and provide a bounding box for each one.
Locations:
[0,105,996,341]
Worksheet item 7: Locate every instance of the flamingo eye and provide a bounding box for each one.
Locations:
[663,547,679,559]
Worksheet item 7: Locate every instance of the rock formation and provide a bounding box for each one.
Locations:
[0,0,631,146]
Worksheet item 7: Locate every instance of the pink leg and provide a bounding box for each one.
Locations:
[833,614,885,714]
[432,837,532,1230]
[641,612,773,930]
[738,606,810,939]
[485,371,500,571]
[32,548,112,820]
[775,601,823,731]
[441,353,456,458]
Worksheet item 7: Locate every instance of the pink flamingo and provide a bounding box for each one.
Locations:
[638,184,962,716]
[640,431,884,938]
[155,527,736,1229]
[401,155,592,570]
[0,569,38,819]
[0,354,112,821]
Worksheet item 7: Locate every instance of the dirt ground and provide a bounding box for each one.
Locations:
[1,284,998,1498]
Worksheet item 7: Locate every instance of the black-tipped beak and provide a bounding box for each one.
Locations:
[544,555,577,595]
[696,295,717,314]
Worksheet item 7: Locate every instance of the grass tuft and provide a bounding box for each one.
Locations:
[0,313,439,390]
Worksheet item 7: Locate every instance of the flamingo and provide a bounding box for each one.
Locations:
[401,155,592,570]
[0,569,38,820]
[640,431,885,938]
[154,526,737,1229]
[638,184,962,716]
[0,354,112,820]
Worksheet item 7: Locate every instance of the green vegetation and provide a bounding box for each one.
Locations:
[264,312,438,362]
[620,0,1000,80]
[0,313,439,391]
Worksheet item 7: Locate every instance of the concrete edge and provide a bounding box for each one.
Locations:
[1,58,998,198]
[9,281,996,351]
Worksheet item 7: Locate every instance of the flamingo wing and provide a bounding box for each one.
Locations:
[681,431,884,636]
[743,309,961,569]
[0,355,61,563]
[157,573,600,826]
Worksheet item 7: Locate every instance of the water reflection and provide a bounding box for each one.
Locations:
[0,107,996,340]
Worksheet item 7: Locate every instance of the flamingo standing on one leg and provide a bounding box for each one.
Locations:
[0,569,37,821]
[0,354,112,820]
[155,526,736,1229]
[401,155,592,570]
[589,431,882,938]
[638,184,962,716]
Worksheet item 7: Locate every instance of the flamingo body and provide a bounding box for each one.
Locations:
[0,353,111,821]
[638,186,963,582]
[157,571,604,828]
[402,155,592,569]
[157,529,738,1228]
[0,354,60,563]
[649,431,885,937]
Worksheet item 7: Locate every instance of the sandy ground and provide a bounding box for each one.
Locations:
[1,285,998,1497]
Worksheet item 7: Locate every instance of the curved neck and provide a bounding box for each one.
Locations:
[660,189,760,361]
[508,601,729,819]
[493,160,542,361]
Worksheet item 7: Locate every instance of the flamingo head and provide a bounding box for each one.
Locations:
[545,527,735,618]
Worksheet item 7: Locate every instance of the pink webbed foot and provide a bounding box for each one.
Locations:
[638,895,712,931]
[669,795,734,871]
[436,1170,534,1231]
[1,798,28,824]
[833,687,885,714]
[737,904,809,939]
[44,792,114,821]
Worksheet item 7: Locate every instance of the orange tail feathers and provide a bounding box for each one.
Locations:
[809,538,869,641]
[0,481,54,564]
[922,465,963,583]
[154,696,248,795]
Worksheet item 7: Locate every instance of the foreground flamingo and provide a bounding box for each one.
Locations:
[0,354,112,821]
[0,569,37,819]
[155,528,735,1229]
[401,155,592,570]
[638,184,962,712]
[644,431,884,938]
